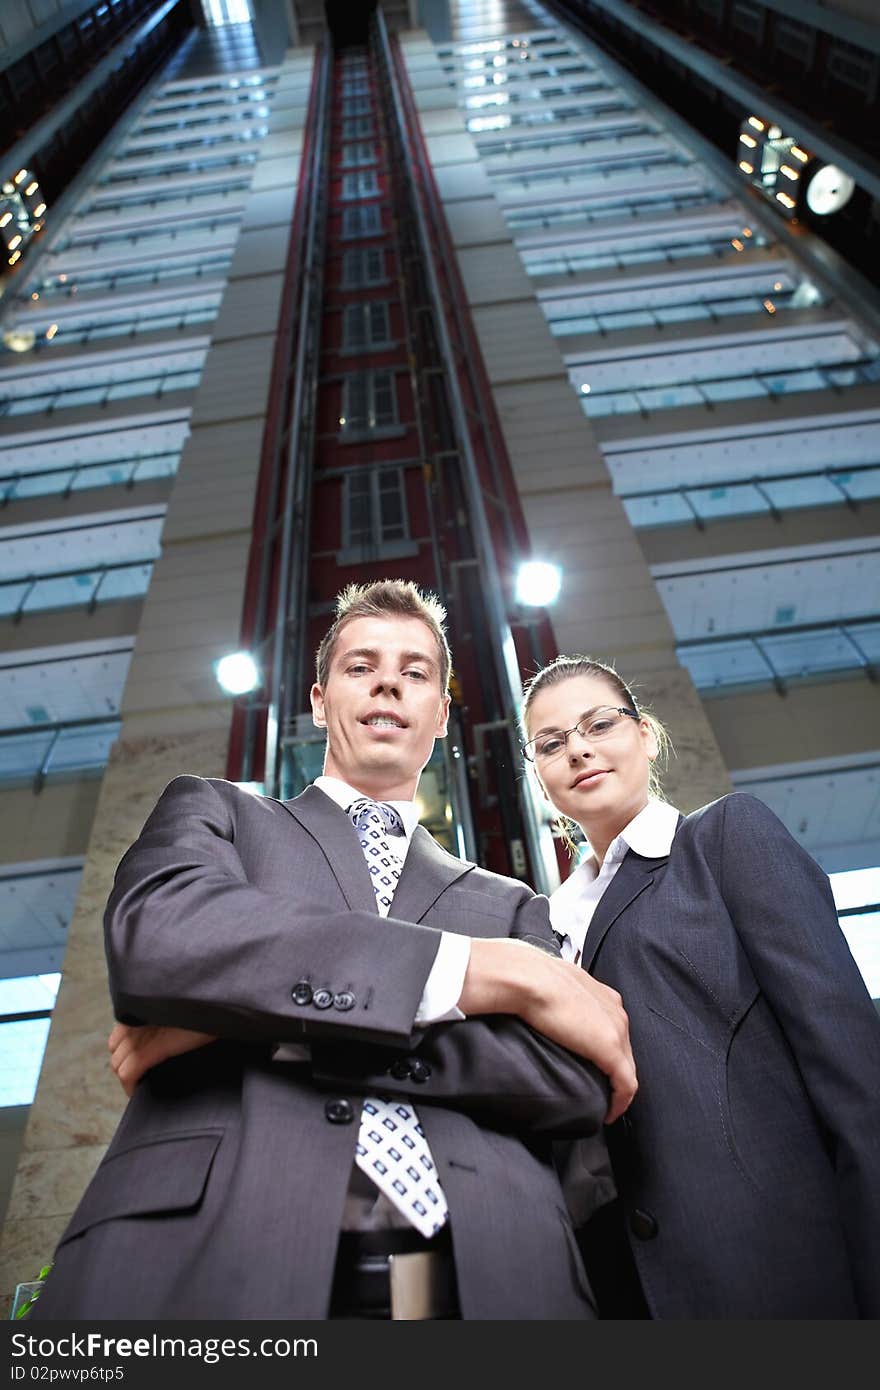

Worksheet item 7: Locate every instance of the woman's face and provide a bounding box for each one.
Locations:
[525,673,658,837]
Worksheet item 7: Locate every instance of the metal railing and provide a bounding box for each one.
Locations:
[0,715,121,792]
[0,559,154,620]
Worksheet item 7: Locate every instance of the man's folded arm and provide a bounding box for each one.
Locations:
[106,775,442,1047]
[308,1019,610,1138]
[108,776,636,1119]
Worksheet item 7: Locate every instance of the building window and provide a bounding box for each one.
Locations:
[343,467,408,548]
[342,247,386,288]
[343,302,392,352]
[341,143,378,169]
[342,205,382,239]
[341,170,380,200]
[340,371,398,435]
[342,97,371,116]
[342,117,374,139]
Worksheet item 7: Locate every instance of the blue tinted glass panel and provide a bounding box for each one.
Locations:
[0,731,54,780]
[762,475,843,510]
[49,723,120,773]
[689,483,767,520]
[622,494,693,527]
[0,975,60,1015]
[25,573,99,611]
[0,1019,51,1106]
[678,640,773,689]
[759,628,859,677]
[701,378,760,402]
[839,910,880,997]
[835,466,880,502]
[0,582,30,617]
[99,564,153,601]
[847,622,880,661]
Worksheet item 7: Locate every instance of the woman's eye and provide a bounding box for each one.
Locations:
[589,719,614,735]
[539,738,563,756]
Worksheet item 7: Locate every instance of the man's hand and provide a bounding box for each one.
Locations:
[108,1023,217,1098]
[458,938,637,1124]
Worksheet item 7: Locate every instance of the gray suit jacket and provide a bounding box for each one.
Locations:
[34,777,607,1320]
[583,792,880,1319]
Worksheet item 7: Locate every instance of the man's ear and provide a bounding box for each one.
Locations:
[310,682,326,729]
[435,692,451,738]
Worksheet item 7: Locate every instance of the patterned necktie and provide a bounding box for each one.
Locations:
[347,799,449,1239]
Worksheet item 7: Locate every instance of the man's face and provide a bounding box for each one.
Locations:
[311,614,450,801]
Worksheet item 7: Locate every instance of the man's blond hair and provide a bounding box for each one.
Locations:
[315,579,451,691]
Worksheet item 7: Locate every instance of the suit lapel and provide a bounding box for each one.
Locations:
[280,784,377,913]
[580,849,668,972]
[390,825,475,923]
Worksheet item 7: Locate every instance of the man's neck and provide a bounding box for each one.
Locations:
[318,771,417,804]
[320,762,418,803]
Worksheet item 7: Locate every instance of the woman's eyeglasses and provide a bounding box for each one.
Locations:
[521,706,639,763]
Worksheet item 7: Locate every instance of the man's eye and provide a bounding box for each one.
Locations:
[405,669,428,680]
[347,664,370,675]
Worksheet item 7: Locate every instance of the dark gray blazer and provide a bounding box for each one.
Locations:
[583,792,880,1319]
[33,777,607,1321]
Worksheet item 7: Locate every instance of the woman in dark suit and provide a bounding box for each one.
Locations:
[521,655,880,1319]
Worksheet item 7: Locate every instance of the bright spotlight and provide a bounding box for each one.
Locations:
[215,651,261,695]
[515,561,562,607]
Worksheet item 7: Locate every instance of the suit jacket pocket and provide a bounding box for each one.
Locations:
[59,1129,223,1245]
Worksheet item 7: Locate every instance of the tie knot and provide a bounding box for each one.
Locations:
[347,798,405,837]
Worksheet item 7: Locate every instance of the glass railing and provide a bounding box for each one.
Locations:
[35,254,232,297]
[679,618,880,691]
[547,283,807,337]
[505,187,717,232]
[494,150,692,192]
[0,561,154,618]
[101,151,260,185]
[621,464,880,527]
[0,452,180,503]
[0,717,121,787]
[2,305,220,353]
[522,229,769,277]
[0,365,202,418]
[581,357,880,417]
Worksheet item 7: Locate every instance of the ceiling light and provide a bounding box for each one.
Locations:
[515,561,562,607]
[215,651,261,695]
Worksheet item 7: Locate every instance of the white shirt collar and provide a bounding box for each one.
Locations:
[550,798,680,943]
[314,775,420,840]
[615,796,680,860]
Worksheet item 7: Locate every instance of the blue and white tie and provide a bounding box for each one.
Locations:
[347,799,449,1239]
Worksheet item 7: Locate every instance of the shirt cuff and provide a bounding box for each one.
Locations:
[414,931,471,1024]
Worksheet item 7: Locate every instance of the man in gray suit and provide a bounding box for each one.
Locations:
[33,579,635,1320]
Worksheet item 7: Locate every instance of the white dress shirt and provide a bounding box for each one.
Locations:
[550,798,680,965]
[314,776,471,1022]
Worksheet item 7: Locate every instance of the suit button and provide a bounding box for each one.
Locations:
[409,1059,431,1083]
[312,988,334,1010]
[389,1058,411,1080]
[291,981,313,1006]
[325,1099,354,1125]
[333,990,356,1011]
[630,1208,658,1240]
